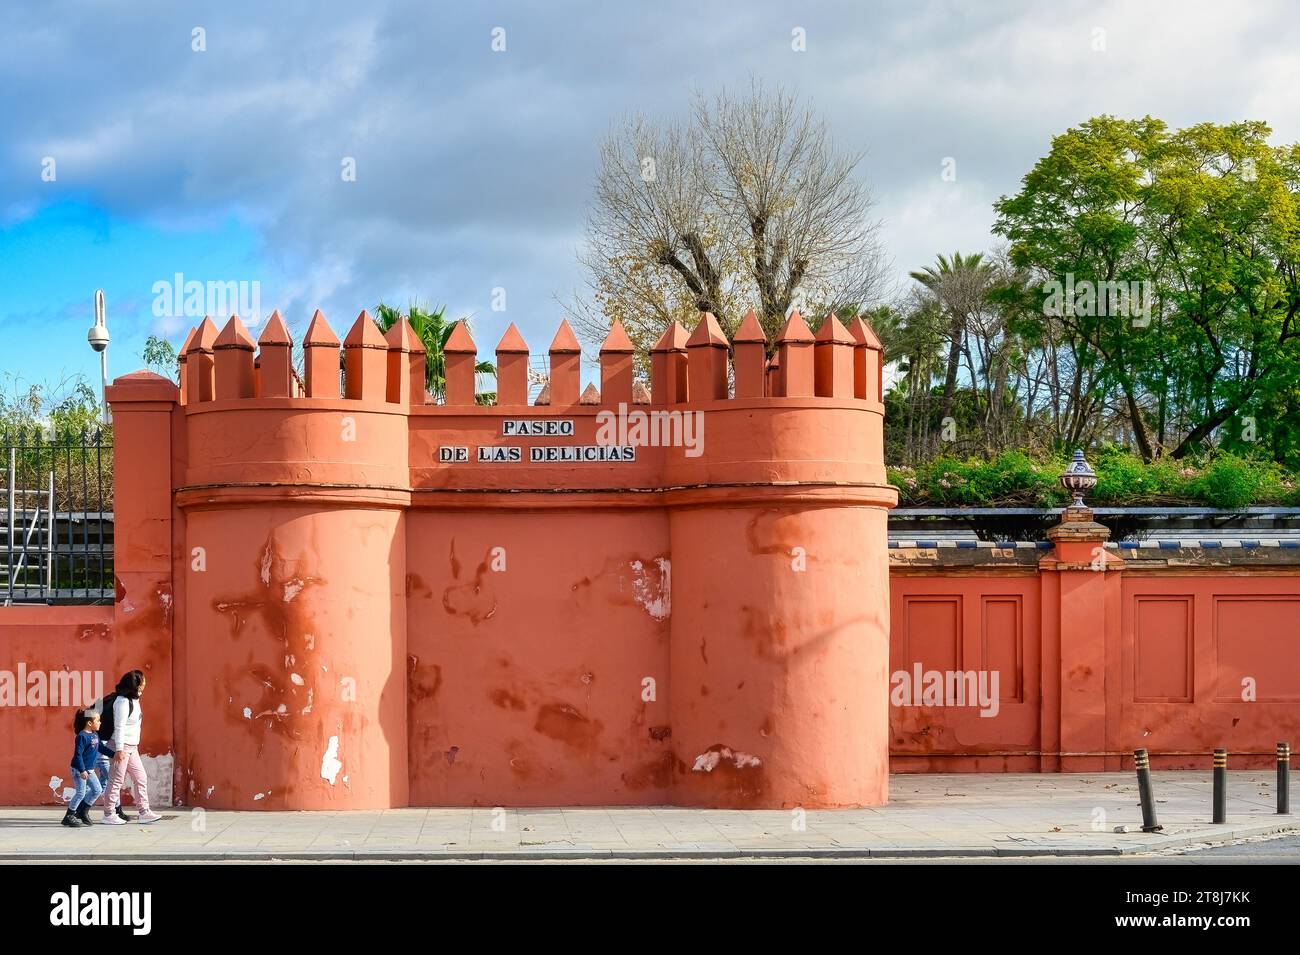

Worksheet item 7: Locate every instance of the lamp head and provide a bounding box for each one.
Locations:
[88,289,109,352]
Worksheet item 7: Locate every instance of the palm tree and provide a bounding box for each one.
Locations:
[374,302,497,403]
[883,297,946,461]
[909,252,996,426]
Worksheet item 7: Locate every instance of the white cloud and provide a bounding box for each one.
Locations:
[2,0,1298,344]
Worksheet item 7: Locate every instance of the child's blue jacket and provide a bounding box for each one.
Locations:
[71,730,100,772]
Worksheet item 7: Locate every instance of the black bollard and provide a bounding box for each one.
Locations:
[1279,742,1291,815]
[1212,748,1227,824]
[1134,748,1162,832]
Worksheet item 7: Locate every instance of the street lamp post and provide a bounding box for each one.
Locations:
[88,290,110,423]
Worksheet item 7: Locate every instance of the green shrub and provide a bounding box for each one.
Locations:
[889,447,1300,508]
[1187,453,1284,509]
[890,451,1065,506]
[1090,449,1191,503]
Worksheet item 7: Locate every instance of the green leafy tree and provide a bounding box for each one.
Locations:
[142,335,179,383]
[994,116,1300,461]
[0,375,103,438]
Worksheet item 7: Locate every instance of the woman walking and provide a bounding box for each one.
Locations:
[102,670,161,826]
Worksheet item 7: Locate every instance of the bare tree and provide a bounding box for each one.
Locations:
[566,80,889,355]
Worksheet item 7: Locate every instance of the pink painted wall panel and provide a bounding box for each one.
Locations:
[902,596,962,672]
[1134,596,1192,703]
[890,575,1041,773]
[1214,596,1300,702]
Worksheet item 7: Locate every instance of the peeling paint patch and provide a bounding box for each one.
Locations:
[305,633,316,650]
[321,736,343,784]
[259,542,273,586]
[48,775,63,795]
[242,707,252,719]
[290,673,304,686]
[253,792,267,801]
[629,557,671,621]
[692,746,762,773]
[139,752,175,807]
[301,689,314,715]
[283,578,305,602]
[206,786,215,799]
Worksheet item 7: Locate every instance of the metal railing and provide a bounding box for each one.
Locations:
[1,428,113,604]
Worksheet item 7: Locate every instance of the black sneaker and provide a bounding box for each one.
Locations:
[115,806,130,821]
[61,810,81,828]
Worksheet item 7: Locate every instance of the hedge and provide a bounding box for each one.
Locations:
[888,449,1300,509]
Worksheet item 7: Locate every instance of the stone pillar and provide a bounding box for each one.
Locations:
[1040,498,1123,773]
[105,371,180,806]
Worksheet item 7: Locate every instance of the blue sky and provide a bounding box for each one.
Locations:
[2,0,1298,400]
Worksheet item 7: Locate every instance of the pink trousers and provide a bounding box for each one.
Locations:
[104,743,150,814]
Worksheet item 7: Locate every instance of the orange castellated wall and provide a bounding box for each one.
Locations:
[110,307,895,810]
[4,307,1298,807]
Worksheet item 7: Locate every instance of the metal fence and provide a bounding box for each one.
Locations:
[1,428,113,605]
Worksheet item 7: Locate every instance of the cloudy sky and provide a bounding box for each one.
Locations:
[2,0,1297,395]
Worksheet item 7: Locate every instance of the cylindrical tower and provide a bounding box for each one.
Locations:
[176,311,412,810]
[665,311,895,808]
[668,494,891,808]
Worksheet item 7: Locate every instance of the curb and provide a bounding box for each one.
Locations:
[2,822,1294,862]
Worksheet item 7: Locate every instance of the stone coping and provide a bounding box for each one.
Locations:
[889,538,1300,566]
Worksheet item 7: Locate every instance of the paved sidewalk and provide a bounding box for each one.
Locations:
[3,772,1294,861]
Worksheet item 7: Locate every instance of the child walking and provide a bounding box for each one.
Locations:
[63,710,103,828]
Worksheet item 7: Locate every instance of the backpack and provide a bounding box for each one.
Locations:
[96,692,134,744]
